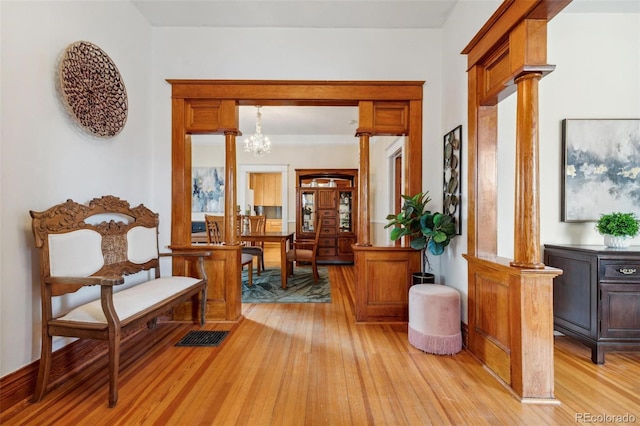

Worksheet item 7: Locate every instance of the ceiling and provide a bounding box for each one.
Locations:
[131,0,460,29]
[132,0,639,137]
[131,0,640,30]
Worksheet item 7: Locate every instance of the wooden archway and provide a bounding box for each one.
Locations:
[167,80,424,322]
[462,0,571,403]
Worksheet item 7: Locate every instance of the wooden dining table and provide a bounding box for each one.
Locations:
[192,230,295,289]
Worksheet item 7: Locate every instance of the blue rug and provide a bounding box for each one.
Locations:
[242,267,331,303]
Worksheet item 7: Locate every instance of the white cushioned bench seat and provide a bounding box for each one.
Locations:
[58,277,203,324]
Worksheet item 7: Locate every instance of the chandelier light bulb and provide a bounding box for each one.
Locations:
[244,106,272,157]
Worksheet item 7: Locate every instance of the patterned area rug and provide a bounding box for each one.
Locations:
[242,267,331,303]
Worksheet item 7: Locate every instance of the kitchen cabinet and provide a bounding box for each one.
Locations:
[250,173,281,206]
[296,169,357,264]
[266,219,282,233]
[544,244,640,364]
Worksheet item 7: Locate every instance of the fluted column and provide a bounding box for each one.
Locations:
[511,73,545,269]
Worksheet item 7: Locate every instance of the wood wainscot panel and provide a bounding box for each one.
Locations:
[170,244,243,322]
[354,246,421,322]
[464,254,561,402]
[372,102,409,135]
[185,99,222,133]
[469,260,513,384]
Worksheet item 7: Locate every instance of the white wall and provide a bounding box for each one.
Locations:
[0,1,153,376]
[149,26,443,251]
[540,12,640,246]
[439,0,501,320]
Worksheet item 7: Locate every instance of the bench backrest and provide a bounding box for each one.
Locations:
[31,196,161,295]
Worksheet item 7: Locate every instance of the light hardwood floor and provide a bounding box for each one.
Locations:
[3,247,639,425]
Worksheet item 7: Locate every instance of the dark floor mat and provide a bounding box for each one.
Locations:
[175,330,229,347]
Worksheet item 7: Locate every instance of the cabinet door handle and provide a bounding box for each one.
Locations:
[618,268,636,275]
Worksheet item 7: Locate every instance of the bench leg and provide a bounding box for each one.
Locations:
[32,333,52,403]
[108,330,121,408]
[200,287,207,326]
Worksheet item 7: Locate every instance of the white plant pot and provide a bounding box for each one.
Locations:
[603,234,631,248]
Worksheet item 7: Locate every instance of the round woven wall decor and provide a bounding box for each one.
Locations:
[59,41,128,138]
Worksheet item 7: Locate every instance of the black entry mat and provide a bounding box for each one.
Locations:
[175,330,229,347]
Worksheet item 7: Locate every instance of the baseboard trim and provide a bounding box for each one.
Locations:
[0,320,152,411]
[461,321,469,348]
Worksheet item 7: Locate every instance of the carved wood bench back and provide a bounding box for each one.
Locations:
[31,195,162,296]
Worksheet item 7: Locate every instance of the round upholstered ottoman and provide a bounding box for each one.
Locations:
[408,284,462,355]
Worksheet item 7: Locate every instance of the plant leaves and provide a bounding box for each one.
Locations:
[410,235,427,250]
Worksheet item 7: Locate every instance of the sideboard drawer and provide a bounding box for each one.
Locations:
[321,226,336,235]
[600,261,640,281]
[319,237,335,247]
[321,217,337,227]
[319,209,336,218]
[319,247,336,256]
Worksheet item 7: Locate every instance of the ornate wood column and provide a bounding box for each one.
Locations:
[511,72,545,269]
[462,0,571,403]
[357,132,371,246]
[224,130,239,246]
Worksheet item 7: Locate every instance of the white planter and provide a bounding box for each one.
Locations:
[603,234,631,248]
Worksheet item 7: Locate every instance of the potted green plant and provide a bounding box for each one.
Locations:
[384,192,458,284]
[595,212,639,248]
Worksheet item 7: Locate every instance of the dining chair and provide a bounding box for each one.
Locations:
[204,215,224,244]
[242,215,266,274]
[205,214,253,285]
[286,219,322,283]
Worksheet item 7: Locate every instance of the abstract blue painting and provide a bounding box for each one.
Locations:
[192,167,225,212]
[562,119,640,222]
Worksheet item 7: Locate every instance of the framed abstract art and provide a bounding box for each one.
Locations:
[192,167,225,213]
[561,119,640,222]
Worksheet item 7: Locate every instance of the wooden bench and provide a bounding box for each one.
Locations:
[29,195,209,407]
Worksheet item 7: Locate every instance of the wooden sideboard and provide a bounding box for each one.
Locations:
[295,169,357,264]
[544,244,640,363]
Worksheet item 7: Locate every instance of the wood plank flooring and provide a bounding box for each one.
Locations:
[2,249,639,425]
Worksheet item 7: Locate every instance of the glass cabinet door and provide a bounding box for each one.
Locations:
[338,190,353,233]
[301,189,316,232]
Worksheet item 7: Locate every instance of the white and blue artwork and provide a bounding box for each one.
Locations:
[192,167,225,212]
[562,119,640,222]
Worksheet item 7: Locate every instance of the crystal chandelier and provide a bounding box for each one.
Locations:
[244,106,271,157]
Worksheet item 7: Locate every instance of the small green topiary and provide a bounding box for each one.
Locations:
[595,212,639,237]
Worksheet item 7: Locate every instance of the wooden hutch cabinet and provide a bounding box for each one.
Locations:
[544,244,640,364]
[295,169,358,264]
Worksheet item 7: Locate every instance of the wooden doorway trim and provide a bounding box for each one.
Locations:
[461,0,570,402]
[167,80,424,322]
